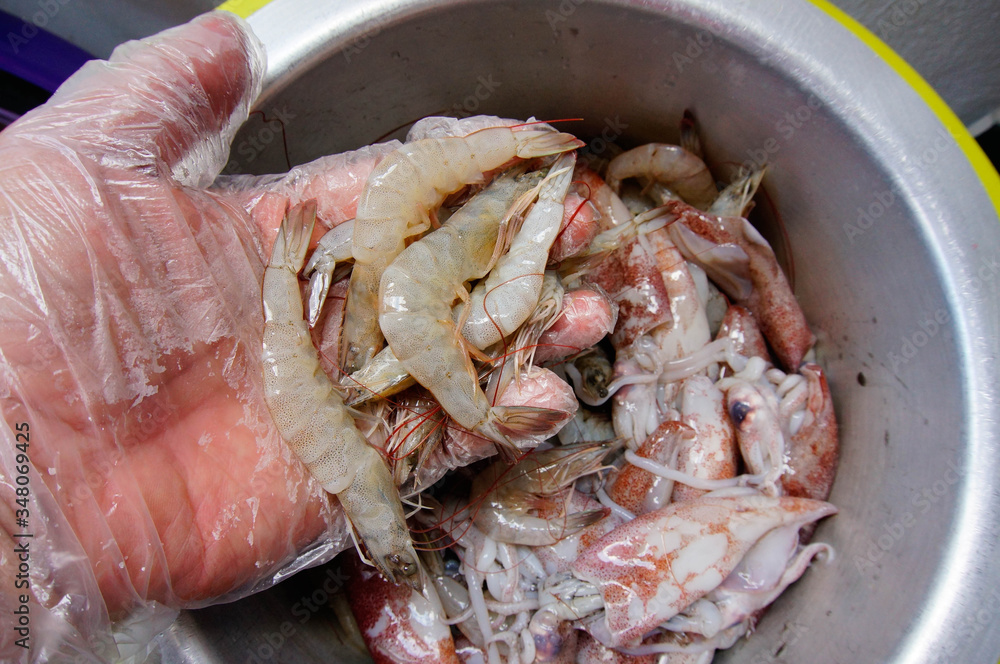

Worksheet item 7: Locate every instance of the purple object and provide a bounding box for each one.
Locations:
[0,9,93,94]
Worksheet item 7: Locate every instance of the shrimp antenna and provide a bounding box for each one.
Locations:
[248,110,292,170]
[511,117,585,130]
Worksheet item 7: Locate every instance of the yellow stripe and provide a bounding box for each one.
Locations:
[806,0,1000,218]
[216,0,273,19]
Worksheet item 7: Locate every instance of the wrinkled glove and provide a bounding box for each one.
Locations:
[0,12,396,662]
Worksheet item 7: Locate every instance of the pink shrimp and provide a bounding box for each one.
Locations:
[533,288,617,365]
[309,276,349,381]
[416,367,578,489]
[574,164,632,231]
[549,188,601,262]
[468,442,611,547]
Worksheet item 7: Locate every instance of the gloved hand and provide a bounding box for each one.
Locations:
[0,12,395,662]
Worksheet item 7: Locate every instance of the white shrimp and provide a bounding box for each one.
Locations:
[467,442,612,546]
[343,125,584,371]
[460,153,577,349]
[261,201,418,584]
[605,143,718,210]
[379,168,564,446]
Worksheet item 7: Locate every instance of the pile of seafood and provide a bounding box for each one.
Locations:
[261,114,839,663]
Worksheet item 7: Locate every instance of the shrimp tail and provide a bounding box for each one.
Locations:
[482,405,575,444]
[563,508,610,532]
[539,155,576,198]
[271,200,317,272]
[514,129,585,158]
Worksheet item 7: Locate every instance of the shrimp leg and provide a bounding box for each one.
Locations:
[262,201,418,584]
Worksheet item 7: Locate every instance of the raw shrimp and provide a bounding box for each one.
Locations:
[468,442,612,546]
[344,344,417,406]
[380,168,568,446]
[706,166,765,218]
[533,288,617,366]
[349,270,605,409]
[417,367,578,491]
[343,125,584,371]
[549,187,601,263]
[605,143,718,211]
[574,164,633,230]
[461,153,577,349]
[262,201,418,583]
[386,391,446,492]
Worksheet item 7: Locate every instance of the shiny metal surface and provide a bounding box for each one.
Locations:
[163,0,1000,662]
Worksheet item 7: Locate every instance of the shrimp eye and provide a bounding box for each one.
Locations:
[729,400,753,427]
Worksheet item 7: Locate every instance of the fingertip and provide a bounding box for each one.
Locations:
[34,11,266,186]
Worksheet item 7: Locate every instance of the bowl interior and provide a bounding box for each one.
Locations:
[172,2,998,662]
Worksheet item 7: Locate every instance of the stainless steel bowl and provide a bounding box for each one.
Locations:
[161,1,1000,661]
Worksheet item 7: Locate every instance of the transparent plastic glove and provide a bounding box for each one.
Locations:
[0,12,398,663]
